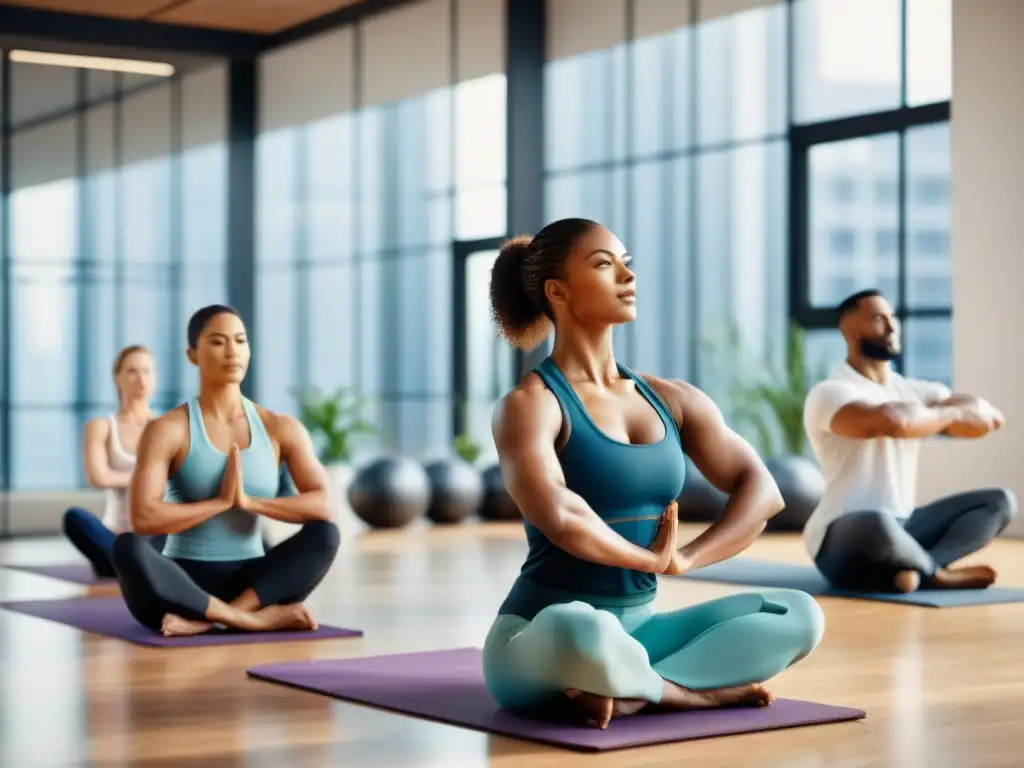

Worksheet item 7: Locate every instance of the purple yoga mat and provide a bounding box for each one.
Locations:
[0,596,363,648]
[2,563,115,586]
[247,647,866,752]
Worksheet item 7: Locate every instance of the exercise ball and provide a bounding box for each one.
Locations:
[676,457,728,523]
[479,464,521,521]
[424,457,484,524]
[764,454,825,532]
[347,456,431,529]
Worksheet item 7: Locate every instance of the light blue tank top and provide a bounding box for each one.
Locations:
[161,397,279,562]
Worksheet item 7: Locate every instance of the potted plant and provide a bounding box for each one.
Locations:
[702,321,829,532]
[290,386,377,536]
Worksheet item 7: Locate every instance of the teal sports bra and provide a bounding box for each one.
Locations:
[499,357,687,619]
[161,397,279,562]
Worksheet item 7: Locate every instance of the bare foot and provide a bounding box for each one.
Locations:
[161,613,213,637]
[249,603,318,632]
[930,564,997,590]
[564,690,648,729]
[894,569,921,593]
[661,681,775,711]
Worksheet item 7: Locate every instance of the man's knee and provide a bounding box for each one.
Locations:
[985,488,1017,529]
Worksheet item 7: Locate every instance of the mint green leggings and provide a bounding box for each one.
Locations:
[482,589,824,711]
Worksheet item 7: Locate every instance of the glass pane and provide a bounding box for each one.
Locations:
[794,0,901,123]
[359,258,383,395]
[255,268,296,414]
[307,199,355,264]
[455,74,506,186]
[545,170,610,226]
[307,263,357,392]
[906,123,951,309]
[902,316,952,388]
[256,128,298,266]
[11,179,77,264]
[12,266,76,405]
[81,277,118,406]
[358,108,385,255]
[122,277,176,403]
[804,327,846,380]
[907,0,952,105]
[697,2,786,145]
[808,134,900,308]
[464,250,514,446]
[121,158,171,265]
[12,409,79,489]
[307,114,356,264]
[183,144,228,266]
[669,26,694,152]
[697,141,788,391]
[395,398,451,460]
[455,184,506,240]
[545,50,621,172]
[85,171,117,263]
[630,34,672,158]
[396,253,429,394]
[628,161,668,373]
[666,156,693,382]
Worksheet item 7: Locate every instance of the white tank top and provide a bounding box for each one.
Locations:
[101,414,138,532]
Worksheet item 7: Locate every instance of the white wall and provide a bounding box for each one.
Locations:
[917,0,1024,536]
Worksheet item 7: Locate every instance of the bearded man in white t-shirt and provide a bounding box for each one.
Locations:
[802,290,1016,594]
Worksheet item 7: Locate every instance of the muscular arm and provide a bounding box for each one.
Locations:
[829,401,965,440]
[492,379,665,573]
[242,415,331,523]
[129,414,231,536]
[935,394,1004,438]
[82,419,133,489]
[647,377,783,571]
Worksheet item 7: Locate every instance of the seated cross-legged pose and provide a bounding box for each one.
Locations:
[111,304,341,636]
[482,219,824,730]
[62,345,166,577]
[803,289,1016,593]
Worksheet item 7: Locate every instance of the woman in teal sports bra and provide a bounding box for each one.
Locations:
[484,218,825,729]
[110,305,340,636]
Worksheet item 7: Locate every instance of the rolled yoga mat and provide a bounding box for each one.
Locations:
[0,596,363,647]
[2,563,114,586]
[679,557,1024,607]
[247,647,865,753]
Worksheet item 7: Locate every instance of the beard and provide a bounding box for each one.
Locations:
[860,338,898,361]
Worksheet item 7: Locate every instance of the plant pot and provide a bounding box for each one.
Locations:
[764,454,825,532]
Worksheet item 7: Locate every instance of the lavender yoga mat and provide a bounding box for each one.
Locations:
[0,596,363,647]
[2,563,115,586]
[247,647,865,752]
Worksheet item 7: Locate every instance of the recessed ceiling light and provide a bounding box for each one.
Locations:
[9,50,174,77]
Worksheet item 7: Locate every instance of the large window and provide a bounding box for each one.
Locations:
[256,0,508,459]
[2,64,228,491]
[544,0,789,407]
[793,0,952,386]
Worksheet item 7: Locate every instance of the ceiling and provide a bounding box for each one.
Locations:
[0,0,369,34]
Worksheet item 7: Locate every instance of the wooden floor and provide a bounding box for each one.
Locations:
[2,522,1024,767]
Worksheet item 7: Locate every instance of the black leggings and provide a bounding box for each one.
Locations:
[111,520,340,630]
[815,488,1017,591]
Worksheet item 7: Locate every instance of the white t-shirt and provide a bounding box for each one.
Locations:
[802,362,952,558]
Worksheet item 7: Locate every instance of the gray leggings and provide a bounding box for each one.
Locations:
[815,489,1017,591]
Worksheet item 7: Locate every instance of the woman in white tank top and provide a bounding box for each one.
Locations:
[62,346,161,578]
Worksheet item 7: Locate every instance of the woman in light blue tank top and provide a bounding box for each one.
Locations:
[483,219,825,729]
[110,305,340,637]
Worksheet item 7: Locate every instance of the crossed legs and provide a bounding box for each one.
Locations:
[482,589,824,728]
[815,488,1017,592]
[63,506,165,578]
[111,520,340,635]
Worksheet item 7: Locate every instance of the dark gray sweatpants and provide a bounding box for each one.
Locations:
[814,488,1017,592]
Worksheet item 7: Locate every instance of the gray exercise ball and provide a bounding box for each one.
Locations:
[347,456,431,529]
[479,464,521,521]
[677,457,728,523]
[424,457,485,524]
[764,454,825,532]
